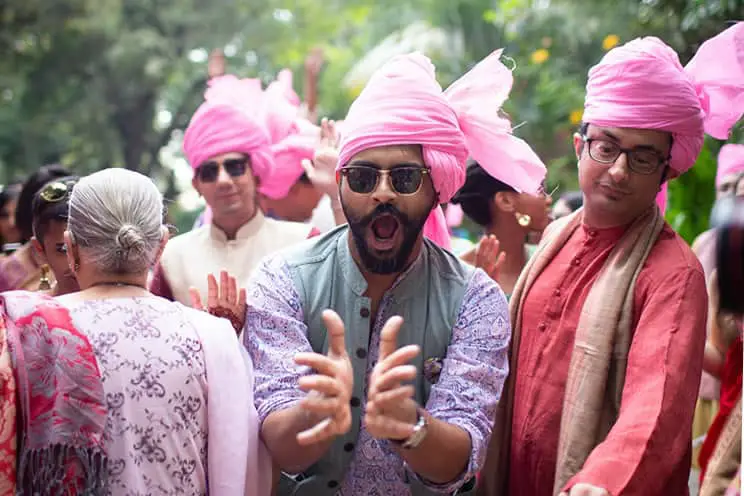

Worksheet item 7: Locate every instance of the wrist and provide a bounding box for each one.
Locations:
[392,406,429,449]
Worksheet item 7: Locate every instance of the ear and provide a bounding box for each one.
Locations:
[494,191,519,213]
[191,176,201,196]
[573,132,584,160]
[63,230,78,272]
[152,227,170,266]
[30,236,47,261]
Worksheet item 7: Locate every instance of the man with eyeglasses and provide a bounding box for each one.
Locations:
[149,75,315,307]
[244,51,526,495]
[480,24,744,496]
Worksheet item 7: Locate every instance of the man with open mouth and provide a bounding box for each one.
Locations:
[244,49,527,495]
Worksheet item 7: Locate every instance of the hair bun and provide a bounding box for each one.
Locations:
[115,224,145,254]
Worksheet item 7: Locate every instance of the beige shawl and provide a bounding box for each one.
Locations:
[478,206,664,495]
[700,396,742,496]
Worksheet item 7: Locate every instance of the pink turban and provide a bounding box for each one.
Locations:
[583,23,744,175]
[183,75,274,183]
[717,143,744,187]
[338,50,536,249]
[259,70,321,199]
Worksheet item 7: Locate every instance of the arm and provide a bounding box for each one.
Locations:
[243,257,333,473]
[406,270,511,490]
[564,267,708,495]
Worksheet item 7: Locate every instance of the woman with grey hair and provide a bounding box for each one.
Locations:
[0,168,269,495]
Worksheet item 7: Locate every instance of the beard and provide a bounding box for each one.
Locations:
[343,202,430,275]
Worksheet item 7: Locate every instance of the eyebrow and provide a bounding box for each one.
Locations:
[596,130,666,155]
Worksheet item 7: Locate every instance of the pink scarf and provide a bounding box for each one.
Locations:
[338,50,539,249]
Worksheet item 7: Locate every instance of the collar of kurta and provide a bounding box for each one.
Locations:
[208,209,266,243]
[336,229,427,298]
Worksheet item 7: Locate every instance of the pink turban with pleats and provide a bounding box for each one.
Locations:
[584,23,744,175]
[260,70,321,199]
[338,50,538,249]
[183,75,274,184]
[717,143,744,187]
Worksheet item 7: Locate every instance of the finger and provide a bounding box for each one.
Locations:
[368,385,415,408]
[378,315,404,361]
[299,394,343,417]
[494,251,506,270]
[374,345,420,374]
[227,274,237,306]
[370,365,418,397]
[294,352,339,377]
[207,273,219,309]
[296,417,334,445]
[238,288,247,317]
[364,412,415,440]
[298,375,343,397]
[322,309,347,357]
[188,287,204,310]
[219,270,229,300]
[301,159,315,178]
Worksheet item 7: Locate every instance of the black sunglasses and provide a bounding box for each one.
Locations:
[39,180,77,203]
[197,157,250,182]
[339,165,430,195]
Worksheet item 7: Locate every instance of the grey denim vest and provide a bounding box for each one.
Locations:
[277,226,477,495]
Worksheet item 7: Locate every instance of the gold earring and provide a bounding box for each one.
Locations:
[516,212,532,227]
[39,264,51,291]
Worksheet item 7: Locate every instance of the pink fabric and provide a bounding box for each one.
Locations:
[338,50,534,249]
[183,76,274,184]
[656,183,668,215]
[717,143,744,186]
[584,23,744,174]
[446,203,464,228]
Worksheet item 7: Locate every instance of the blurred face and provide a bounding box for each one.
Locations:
[735,176,744,198]
[0,198,20,244]
[575,125,671,228]
[340,145,437,274]
[718,174,740,199]
[192,152,257,223]
[32,220,78,293]
[259,179,323,222]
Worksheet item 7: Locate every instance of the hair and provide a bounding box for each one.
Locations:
[451,159,516,227]
[0,182,22,213]
[15,164,71,242]
[558,191,583,212]
[68,168,165,275]
[31,176,79,243]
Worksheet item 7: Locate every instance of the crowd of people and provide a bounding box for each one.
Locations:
[0,20,743,496]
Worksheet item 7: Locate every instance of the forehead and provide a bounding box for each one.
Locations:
[587,125,672,153]
[41,219,68,240]
[347,145,424,169]
[204,152,247,163]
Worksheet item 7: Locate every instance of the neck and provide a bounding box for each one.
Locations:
[211,209,257,240]
[53,278,80,297]
[349,235,423,296]
[582,206,637,230]
[486,215,527,273]
[77,270,149,292]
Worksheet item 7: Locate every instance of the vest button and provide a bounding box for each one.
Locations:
[356,348,367,359]
[538,322,547,332]
[327,480,338,488]
[343,442,355,452]
[360,307,370,318]
[350,396,361,408]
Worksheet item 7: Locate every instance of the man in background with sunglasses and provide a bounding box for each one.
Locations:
[480,24,744,496]
[149,74,316,307]
[245,51,520,495]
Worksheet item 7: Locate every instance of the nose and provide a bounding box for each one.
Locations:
[215,165,232,185]
[607,152,631,183]
[370,171,396,204]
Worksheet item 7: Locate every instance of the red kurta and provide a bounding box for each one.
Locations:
[509,223,707,495]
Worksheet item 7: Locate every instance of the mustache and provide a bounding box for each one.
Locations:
[356,203,410,228]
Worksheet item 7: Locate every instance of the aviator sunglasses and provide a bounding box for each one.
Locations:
[196,157,250,182]
[339,165,430,195]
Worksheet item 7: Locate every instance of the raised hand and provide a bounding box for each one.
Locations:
[474,234,506,283]
[559,483,609,496]
[364,316,421,441]
[293,310,354,446]
[302,118,340,198]
[189,270,246,333]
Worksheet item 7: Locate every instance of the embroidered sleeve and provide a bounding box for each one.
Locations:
[410,269,511,492]
[243,256,312,424]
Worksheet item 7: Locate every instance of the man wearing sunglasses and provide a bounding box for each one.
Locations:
[480,24,744,496]
[149,75,315,306]
[245,51,519,495]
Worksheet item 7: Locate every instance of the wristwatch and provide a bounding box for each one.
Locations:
[397,407,429,450]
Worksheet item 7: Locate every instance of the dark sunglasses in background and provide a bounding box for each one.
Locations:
[339,165,430,195]
[197,157,250,182]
